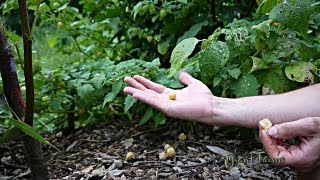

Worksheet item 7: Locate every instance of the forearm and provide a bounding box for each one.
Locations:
[211,84,320,128]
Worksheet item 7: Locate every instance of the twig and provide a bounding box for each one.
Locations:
[127,126,168,139]
[71,36,97,61]
[131,159,213,168]
[0,161,28,169]
[79,139,112,143]
[13,43,24,70]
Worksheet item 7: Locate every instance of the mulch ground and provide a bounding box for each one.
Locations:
[0,119,297,179]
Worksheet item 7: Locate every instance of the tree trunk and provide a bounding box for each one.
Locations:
[18,0,49,179]
[0,23,49,180]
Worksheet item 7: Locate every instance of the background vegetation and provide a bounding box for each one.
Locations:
[0,0,319,133]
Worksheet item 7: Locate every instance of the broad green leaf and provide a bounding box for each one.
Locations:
[269,1,314,34]
[252,19,273,37]
[5,30,21,43]
[261,53,277,64]
[39,3,50,13]
[90,74,105,89]
[8,118,59,151]
[112,80,123,96]
[227,68,241,79]
[154,111,166,128]
[178,0,188,4]
[212,77,221,87]
[272,37,301,58]
[124,95,137,113]
[77,84,95,98]
[168,38,200,77]
[258,66,296,93]
[198,41,229,83]
[249,57,269,73]
[50,99,60,111]
[157,39,170,55]
[0,127,23,144]
[298,41,320,61]
[139,107,153,125]
[231,74,260,97]
[177,20,208,44]
[256,0,281,15]
[285,62,316,83]
[102,92,115,108]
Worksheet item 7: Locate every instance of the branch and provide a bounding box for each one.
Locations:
[18,0,34,125]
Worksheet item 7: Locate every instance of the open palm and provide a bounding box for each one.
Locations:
[123,72,214,124]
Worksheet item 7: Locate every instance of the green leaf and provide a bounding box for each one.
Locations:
[261,53,277,64]
[8,118,59,151]
[77,84,95,98]
[231,74,260,97]
[258,66,296,93]
[212,77,222,87]
[0,127,23,144]
[39,3,50,13]
[249,57,269,73]
[252,19,273,38]
[271,37,301,58]
[5,30,21,43]
[124,95,137,113]
[256,0,280,15]
[269,1,314,34]
[139,107,153,125]
[227,68,241,79]
[158,39,170,55]
[177,20,208,44]
[178,0,188,4]
[198,41,229,83]
[285,62,316,83]
[90,74,105,89]
[168,38,199,77]
[154,111,166,128]
[102,92,115,108]
[112,80,123,96]
[50,99,60,111]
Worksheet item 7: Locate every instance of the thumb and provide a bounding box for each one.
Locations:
[179,71,197,86]
[267,118,318,139]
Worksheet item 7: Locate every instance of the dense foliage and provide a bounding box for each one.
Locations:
[0,0,319,133]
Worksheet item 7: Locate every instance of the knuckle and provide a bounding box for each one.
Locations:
[309,117,320,132]
[307,117,320,132]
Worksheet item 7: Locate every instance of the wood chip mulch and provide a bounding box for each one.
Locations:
[0,119,297,179]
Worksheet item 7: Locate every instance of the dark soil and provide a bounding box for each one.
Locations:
[0,119,297,179]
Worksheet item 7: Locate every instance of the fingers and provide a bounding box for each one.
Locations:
[179,71,197,86]
[267,117,320,140]
[124,77,147,91]
[259,125,281,159]
[133,75,166,93]
[123,86,168,113]
[132,91,168,113]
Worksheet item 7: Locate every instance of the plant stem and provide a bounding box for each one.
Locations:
[18,0,34,126]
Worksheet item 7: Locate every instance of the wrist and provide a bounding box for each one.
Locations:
[208,96,260,127]
[208,96,243,126]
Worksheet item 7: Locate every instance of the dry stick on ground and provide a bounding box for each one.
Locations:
[131,158,214,168]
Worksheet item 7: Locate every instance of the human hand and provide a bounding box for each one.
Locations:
[259,117,320,173]
[123,72,215,124]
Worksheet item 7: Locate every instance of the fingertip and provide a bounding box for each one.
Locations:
[124,77,130,82]
[123,87,131,94]
[179,71,194,85]
[267,127,278,138]
[133,75,143,79]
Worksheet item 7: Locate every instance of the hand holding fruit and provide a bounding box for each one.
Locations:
[123,72,215,124]
[259,117,320,175]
